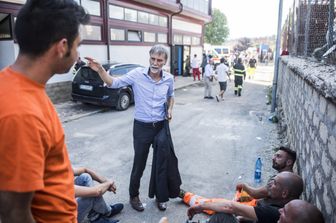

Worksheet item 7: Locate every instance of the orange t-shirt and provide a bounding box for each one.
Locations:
[0,67,77,222]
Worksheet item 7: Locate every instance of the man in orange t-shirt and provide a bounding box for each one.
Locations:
[0,1,89,222]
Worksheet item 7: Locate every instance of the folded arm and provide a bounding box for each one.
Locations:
[75,181,113,197]
[73,167,116,194]
[74,167,107,183]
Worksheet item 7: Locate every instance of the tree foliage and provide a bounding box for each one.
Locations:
[234,37,253,52]
[205,9,229,45]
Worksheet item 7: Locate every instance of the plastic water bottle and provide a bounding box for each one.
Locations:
[254,158,262,183]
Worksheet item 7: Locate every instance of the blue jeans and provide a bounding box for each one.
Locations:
[75,173,111,223]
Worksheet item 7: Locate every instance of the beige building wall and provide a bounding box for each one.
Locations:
[109,45,171,72]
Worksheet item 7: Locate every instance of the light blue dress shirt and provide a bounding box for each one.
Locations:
[110,67,174,122]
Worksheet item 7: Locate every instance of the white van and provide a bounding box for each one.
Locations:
[212,45,230,58]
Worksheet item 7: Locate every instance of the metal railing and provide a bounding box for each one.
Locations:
[282,0,336,64]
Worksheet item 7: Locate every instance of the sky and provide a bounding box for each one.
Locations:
[212,0,292,39]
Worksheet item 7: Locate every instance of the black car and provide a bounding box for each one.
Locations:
[72,63,143,110]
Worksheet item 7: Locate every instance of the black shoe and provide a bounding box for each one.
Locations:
[215,95,219,102]
[208,96,214,99]
[204,96,209,99]
[178,189,186,199]
[130,196,144,212]
[157,201,167,211]
[106,203,123,217]
[234,91,237,95]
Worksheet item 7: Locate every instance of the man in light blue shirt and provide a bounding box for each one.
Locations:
[86,45,174,212]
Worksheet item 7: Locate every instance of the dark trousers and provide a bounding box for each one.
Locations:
[129,119,164,198]
[234,75,243,96]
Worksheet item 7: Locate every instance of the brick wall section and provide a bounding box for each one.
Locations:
[45,81,72,104]
[277,56,336,222]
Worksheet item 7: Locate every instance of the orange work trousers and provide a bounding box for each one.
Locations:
[183,191,257,215]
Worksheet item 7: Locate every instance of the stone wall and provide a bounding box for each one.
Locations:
[46,81,72,104]
[277,56,336,222]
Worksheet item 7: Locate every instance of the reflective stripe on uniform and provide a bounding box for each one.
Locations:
[233,68,245,74]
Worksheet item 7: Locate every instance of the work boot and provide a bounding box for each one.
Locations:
[130,196,144,212]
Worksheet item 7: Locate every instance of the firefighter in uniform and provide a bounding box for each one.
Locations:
[233,58,246,96]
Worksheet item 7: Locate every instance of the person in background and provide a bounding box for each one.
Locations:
[74,56,86,71]
[233,58,246,96]
[215,57,230,102]
[201,52,208,78]
[184,55,191,77]
[247,56,257,79]
[191,54,201,81]
[74,167,123,223]
[0,0,89,222]
[203,58,216,99]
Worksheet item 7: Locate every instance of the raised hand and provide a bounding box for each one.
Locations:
[84,57,104,72]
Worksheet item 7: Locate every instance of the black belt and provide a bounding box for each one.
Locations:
[134,119,164,128]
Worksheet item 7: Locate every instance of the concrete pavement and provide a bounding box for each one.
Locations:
[61,64,279,223]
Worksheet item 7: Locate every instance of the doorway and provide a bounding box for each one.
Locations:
[172,45,182,76]
[172,45,190,76]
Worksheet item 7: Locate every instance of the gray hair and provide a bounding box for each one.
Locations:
[149,44,169,60]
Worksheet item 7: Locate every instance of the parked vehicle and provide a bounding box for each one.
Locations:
[72,62,144,111]
[204,44,231,67]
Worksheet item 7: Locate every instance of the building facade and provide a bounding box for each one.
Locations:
[0,0,212,102]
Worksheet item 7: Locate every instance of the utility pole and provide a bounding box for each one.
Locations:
[271,0,283,113]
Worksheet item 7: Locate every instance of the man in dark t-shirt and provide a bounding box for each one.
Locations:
[278,200,325,223]
[236,146,296,200]
[187,172,303,223]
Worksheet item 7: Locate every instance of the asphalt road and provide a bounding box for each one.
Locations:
[63,65,280,223]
